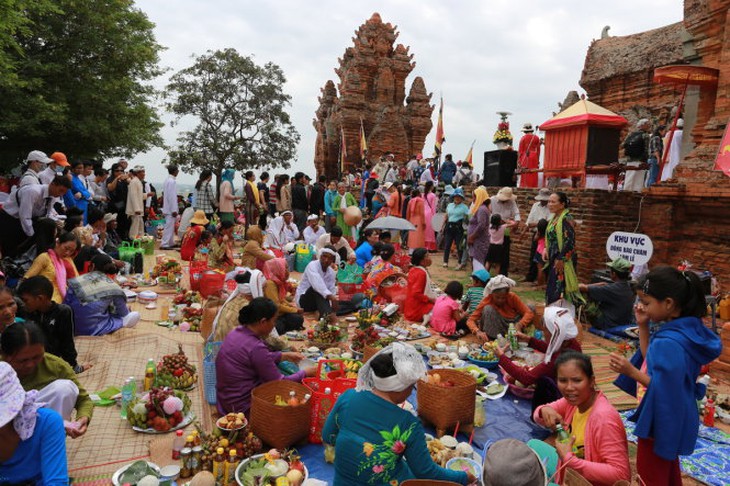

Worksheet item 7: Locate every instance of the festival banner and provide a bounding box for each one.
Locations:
[435,96,444,157]
[464,140,474,166]
[359,119,368,161]
[714,118,730,178]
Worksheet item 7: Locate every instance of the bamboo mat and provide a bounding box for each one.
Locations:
[579,333,638,411]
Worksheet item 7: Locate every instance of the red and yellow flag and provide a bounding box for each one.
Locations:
[714,119,730,178]
[359,119,368,161]
[435,96,444,157]
[464,142,474,166]
[340,126,347,173]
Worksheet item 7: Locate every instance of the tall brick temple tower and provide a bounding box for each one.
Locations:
[313,13,434,179]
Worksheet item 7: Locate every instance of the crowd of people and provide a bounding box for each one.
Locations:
[0,148,722,486]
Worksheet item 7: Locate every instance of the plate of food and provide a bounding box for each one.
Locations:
[460,365,497,384]
[235,451,308,486]
[284,330,307,341]
[131,410,195,434]
[217,412,248,431]
[500,367,536,399]
[427,351,466,369]
[112,461,160,486]
[481,380,507,400]
[467,350,500,369]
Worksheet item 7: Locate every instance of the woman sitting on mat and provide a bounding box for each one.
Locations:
[240,226,274,270]
[23,232,80,304]
[215,298,315,416]
[209,221,236,271]
[1,322,93,438]
[0,362,69,485]
[322,343,475,485]
[466,275,534,340]
[534,351,630,485]
[262,258,304,334]
[403,248,437,323]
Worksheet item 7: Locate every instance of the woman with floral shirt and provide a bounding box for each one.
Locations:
[543,192,584,308]
[321,343,474,485]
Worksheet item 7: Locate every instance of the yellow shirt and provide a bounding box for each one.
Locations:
[24,252,79,303]
[570,405,593,459]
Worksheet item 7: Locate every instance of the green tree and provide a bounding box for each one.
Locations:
[165,48,300,187]
[0,0,164,169]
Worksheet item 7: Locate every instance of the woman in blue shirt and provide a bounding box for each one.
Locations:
[322,343,474,485]
[355,228,379,268]
[0,362,68,485]
[442,188,470,270]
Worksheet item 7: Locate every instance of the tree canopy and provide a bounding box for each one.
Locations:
[0,0,164,170]
[165,48,300,184]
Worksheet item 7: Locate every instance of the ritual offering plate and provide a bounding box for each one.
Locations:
[427,436,482,467]
[467,350,500,370]
[284,330,307,341]
[217,412,248,432]
[132,410,195,434]
[427,351,466,369]
[112,460,160,486]
[235,451,308,486]
[126,386,194,433]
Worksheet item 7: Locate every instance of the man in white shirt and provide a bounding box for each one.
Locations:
[161,165,179,249]
[21,150,53,187]
[419,161,435,184]
[303,214,326,246]
[314,227,356,264]
[490,187,522,277]
[126,165,146,239]
[38,152,69,185]
[0,176,71,257]
[295,246,338,322]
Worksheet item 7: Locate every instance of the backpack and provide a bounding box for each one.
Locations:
[623,131,646,158]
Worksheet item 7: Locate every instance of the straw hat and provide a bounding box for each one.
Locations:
[190,210,210,226]
[496,187,517,201]
[103,213,118,224]
[0,362,25,430]
[534,188,551,202]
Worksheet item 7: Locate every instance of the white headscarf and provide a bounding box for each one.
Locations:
[357,342,427,392]
[0,362,44,441]
[542,306,578,363]
[483,275,516,297]
[210,268,265,340]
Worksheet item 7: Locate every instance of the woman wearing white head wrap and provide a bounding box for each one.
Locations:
[466,275,534,341]
[495,306,582,411]
[321,343,475,485]
[0,362,69,485]
[212,269,270,342]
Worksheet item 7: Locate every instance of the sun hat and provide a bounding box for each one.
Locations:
[471,268,491,284]
[534,188,551,201]
[190,210,210,226]
[522,123,534,133]
[606,257,632,273]
[26,150,52,164]
[443,184,455,196]
[452,188,465,199]
[496,187,517,201]
[103,213,118,224]
[49,152,70,167]
[483,438,548,486]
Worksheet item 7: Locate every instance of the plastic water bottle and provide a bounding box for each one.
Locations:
[508,323,518,351]
[120,376,136,419]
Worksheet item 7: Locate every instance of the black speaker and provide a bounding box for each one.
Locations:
[484,150,518,186]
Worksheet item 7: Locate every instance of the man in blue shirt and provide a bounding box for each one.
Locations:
[439,153,457,185]
[323,180,337,232]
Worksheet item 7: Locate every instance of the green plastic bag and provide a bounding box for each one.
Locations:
[337,263,363,284]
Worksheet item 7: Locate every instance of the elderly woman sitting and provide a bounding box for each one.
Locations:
[0,362,69,485]
[322,343,475,485]
[466,275,534,341]
[266,210,299,250]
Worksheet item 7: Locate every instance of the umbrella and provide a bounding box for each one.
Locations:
[365,216,416,231]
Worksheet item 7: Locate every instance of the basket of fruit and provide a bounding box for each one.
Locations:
[155,345,198,390]
[417,369,476,436]
[467,349,499,370]
[125,386,193,433]
[235,450,308,486]
[306,317,343,350]
[250,381,312,449]
[217,412,248,432]
[197,427,263,473]
[180,304,204,332]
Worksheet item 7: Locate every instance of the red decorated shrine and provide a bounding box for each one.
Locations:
[540,99,628,185]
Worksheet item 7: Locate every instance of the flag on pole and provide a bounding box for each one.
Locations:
[464,140,474,166]
[340,126,347,174]
[435,96,444,158]
[359,119,368,161]
[714,118,730,178]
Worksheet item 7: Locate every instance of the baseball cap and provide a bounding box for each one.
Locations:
[50,152,70,167]
[26,150,53,164]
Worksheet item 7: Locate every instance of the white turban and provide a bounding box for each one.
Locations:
[483,275,516,297]
[357,342,426,392]
[543,306,578,363]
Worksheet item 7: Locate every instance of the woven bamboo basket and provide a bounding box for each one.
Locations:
[417,369,476,436]
[250,380,311,449]
[362,345,384,363]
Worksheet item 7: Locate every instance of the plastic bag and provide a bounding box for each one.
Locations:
[337,263,363,284]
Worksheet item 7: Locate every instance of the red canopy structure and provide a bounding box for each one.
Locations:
[540,99,628,185]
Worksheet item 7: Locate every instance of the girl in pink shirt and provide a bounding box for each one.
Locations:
[430,281,468,337]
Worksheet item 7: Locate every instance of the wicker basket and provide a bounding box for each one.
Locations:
[250,380,312,449]
[417,369,476,436]
[362,345,383,363]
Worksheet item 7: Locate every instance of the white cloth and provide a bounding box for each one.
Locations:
[454,168,476,186]
[2,184,53,236]
[584,175,610,190]
[295,260,336,305]
[162,214,176,248]
[525,202,552,227]
[20,169,43,187]
[162,175,177,216]
[661,129,683,181]
[315,233,355,259]
[144,181,153,208]
[490,197,521,222]
[357,342,426,392]
[543,306,578,364]
[35,379,79,420]
[128,215,144,239]
[622,162,646,192]
[303,225,326,246]
[266,215,300,249]
[122,311,140,328]
[484,275,517,296]
[39,167,57,185]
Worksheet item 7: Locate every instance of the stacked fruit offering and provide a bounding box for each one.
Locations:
[125,386,192,432]
[155,345,198,390]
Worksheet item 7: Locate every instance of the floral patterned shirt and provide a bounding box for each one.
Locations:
[321,389,468,485]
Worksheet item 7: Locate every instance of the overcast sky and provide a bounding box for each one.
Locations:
[131,0,683,186]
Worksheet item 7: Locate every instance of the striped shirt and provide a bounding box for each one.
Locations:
[462,286,485,314]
